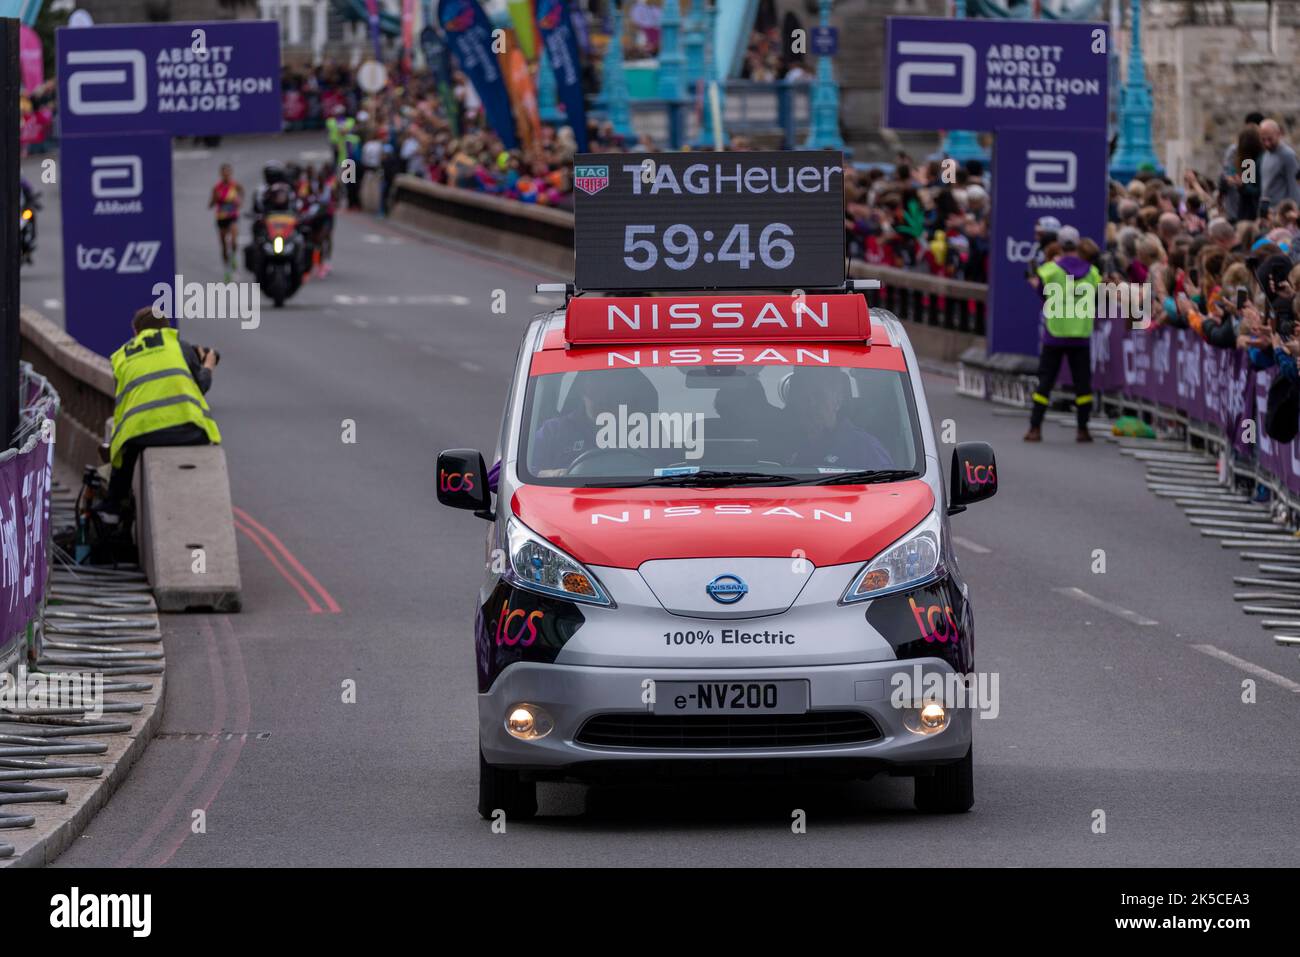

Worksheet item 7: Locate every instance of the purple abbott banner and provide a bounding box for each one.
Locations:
[60,132,176,358]
[883,16,1109,133]
[988,126,1108,356]
[56,20,282,137]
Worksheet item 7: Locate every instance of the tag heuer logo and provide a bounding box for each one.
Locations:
[575,165,609,195]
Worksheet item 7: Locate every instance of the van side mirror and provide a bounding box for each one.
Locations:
[949,442,997,515]
[437,449,492,519]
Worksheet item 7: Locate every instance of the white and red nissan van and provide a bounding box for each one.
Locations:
[438,287,998,819]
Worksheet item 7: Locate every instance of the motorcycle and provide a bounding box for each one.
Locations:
[245,211,306,307]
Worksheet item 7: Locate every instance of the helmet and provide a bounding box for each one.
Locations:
[263,161,288,186]
[265,182,294,211]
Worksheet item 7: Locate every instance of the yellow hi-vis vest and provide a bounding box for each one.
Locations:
[1036,260,1102,339]
[109,327,222,468]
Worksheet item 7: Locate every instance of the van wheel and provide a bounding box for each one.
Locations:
[478,750,537,821]
[914,746,974,813]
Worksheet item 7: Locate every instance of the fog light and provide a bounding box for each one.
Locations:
[902,701,950,735]
[505,703,553,741]
[920,702,946,729]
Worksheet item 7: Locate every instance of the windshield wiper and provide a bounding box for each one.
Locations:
[586,470,801,489]
[797,469,921,486]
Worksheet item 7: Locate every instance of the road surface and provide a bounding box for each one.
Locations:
[21,134,1300,867]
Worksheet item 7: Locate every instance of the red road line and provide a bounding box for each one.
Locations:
[148,615,251,867]
[233,506,341,613]
[117,617,226,867]
[234,517,324,614]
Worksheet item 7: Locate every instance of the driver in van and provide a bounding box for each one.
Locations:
[783,368,894,470]
[530,373,628,474]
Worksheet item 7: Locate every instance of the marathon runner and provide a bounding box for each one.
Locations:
[208,163,244,281]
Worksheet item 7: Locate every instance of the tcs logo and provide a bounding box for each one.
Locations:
[964,462,995,486]
[494,599,543,647]
[439,469,475,493]
[1005,237,1038,263]
[908,597,960,644]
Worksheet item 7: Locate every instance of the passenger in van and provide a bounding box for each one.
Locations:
[782,368,894,470]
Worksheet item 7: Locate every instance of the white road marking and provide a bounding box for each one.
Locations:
[42,298,61,310]
[953,535,990,554]
[1191,644,1300,693]
[460,361,483,373]
[361,233,403,245]
[332,293,468,306]
[1054,586,1158,626]
[299,149,331,162]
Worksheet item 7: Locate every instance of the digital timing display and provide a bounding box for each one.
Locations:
[572,150,846,291]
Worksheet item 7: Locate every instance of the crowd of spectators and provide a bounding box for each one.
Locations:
[845,158,992,283]
[1094,114,1300,387]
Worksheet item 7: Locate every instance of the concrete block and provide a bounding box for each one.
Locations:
[135,446,242,613]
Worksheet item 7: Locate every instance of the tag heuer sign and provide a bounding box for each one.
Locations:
[575,165,610,195]
[573,150,846,291]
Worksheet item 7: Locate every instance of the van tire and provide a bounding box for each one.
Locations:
[478,750,537,821]
[914,746,974,813]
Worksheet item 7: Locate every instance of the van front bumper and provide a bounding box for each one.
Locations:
[479,658,973,775]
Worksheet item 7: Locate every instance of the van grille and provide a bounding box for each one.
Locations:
[575,711,881,750]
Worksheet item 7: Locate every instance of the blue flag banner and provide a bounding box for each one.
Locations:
[535,0,588,152]
[437,0,519,150]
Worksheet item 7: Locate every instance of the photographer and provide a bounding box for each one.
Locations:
[100,308,223,516]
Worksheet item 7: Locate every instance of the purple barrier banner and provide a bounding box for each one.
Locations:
[1100,321,1267,476]
[0,437,53,661]
[883,17,1110,133]
[56,20,282,137]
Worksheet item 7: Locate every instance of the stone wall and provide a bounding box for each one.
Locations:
[1123,0,1300,178]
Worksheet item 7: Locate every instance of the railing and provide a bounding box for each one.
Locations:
[721,79,812,149]
[849,261,988,336]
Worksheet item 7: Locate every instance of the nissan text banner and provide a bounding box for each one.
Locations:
[2,0,1293,939]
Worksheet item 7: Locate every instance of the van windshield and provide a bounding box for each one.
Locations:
[518,364,924,487]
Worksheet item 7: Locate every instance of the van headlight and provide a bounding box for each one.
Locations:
[841,511,943,604]
[273,236,285,254]
[506,517,613,607]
